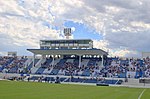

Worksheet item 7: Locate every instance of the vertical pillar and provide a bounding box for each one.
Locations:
[101,55,104,67]
[79,55,82,68]
[33,54,35,67]
[52,55,55,67]
[42,54,45,59]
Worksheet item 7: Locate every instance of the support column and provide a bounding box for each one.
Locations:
[42,54,45,59]
[33,54,35,67]
[101,55,104,67]
[78,55,82,68]
[52,55,55,67]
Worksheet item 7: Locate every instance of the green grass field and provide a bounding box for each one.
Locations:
[0,80,149,99]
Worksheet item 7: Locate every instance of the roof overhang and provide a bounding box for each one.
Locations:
[27,49,108,56]
[40,39,92,41]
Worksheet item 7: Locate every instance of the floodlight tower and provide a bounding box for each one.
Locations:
[64,28,72,39]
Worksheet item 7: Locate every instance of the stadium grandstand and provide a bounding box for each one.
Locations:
[1,28,150,99]
[1,1,150,98]
[1,28,150,87]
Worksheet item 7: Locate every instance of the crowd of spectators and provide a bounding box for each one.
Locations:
[47,57,150,78]
[0,56,29,73]
[1,56,150,78]
[98,57,150,78]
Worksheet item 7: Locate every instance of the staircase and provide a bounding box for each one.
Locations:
[80,59,89,66]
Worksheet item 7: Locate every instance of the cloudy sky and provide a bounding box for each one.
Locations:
[0,0,150,57]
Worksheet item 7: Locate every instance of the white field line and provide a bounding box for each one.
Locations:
[138,89,146,99]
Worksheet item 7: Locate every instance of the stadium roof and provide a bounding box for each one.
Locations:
[27,49,108,56]
[40,39,92,41]
[40,39,93,42]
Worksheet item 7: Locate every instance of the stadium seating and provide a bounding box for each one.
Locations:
[1,56,150,82]
[50,59,66,75]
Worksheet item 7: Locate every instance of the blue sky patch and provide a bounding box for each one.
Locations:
[64,21,103,40]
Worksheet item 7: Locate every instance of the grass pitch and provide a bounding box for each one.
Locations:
[0,80,149,99]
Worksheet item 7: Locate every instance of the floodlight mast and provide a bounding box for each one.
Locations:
[64,28,72,39]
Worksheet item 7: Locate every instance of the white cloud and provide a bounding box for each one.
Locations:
[93,40,108,52]
[49,0,150,57]
[0,0,63,55]
[0,0,150,57]
[71,27,75,32]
